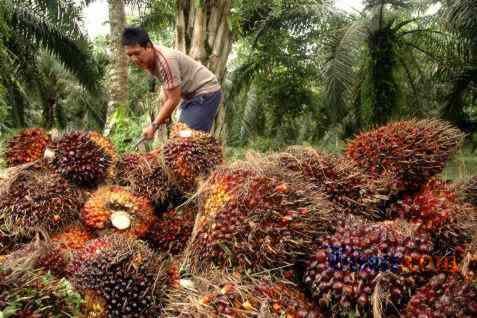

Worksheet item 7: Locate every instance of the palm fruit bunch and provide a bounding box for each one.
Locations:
[71,234,168,318]
[121,151,172,209]
[49,131,117,187]
[270,146,392,219]
[81,186,156,238]
[303,220,434,317]
[346,119,464,192]
[164,271,323,318]
[4,128,50,167]
[163,126,223,192]
[169,122,209,139]
[402,272,477,317]
[387,178,476,257]
[36,224,95,276]
[463,176,477,206]
[186,161,334,273]
[0,268,83,317]
[146,204,196,255]
[116,148,161,186]
[0,168,84,239]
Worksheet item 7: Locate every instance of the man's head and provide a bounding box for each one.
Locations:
[122,26,156,70]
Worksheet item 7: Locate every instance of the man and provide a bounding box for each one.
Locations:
[121,26,222,139]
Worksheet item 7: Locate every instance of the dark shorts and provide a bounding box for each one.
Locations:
[179,90,222,132]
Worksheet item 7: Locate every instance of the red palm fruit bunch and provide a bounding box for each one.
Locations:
[169,122,209,139]
[71,234,168,318]
[163,128,223,192]
[0,168,84,239]
[36,224,95,277]
[387,178,476,257]
[270,146,393,219]
[463,176,477,206]
[303,220,434,317]
[186,161,334,273]
[146,204,196,255]
[0,268,83,317]
[81,186,156,238]
[164,271,323,318]
[49,131,117,187]
[346,119,464,192]
[4,128,50,167]
[121,151,172,208]
[116,148,161,186]
[402,272,477,317]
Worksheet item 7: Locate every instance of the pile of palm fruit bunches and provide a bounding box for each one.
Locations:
[0,118,476,318]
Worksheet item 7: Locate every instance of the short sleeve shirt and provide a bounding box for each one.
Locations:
[151,45,220,98]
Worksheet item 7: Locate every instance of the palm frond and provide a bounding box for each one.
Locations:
[9,4,101,94]
[322,19,367,124]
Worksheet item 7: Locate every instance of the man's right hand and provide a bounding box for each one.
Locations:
[142,125,156,140]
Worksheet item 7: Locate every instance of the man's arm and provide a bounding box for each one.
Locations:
[142,86,181,139]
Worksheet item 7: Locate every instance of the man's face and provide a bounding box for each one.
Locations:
[125,44,155,70]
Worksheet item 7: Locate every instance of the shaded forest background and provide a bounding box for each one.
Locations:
[0,0,475,177]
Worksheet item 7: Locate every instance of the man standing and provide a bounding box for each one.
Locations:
[121,26,222,139]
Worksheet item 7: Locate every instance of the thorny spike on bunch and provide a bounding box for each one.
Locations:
[270,146,393,219]
[71,234,168,318]
[163,128,223,192]
[164,270,324,318]
[116,149,161,185]
[50,131,117,187]
[303,220,435,317]
[346,119,464,191]
[186,161,335,273]
[402,273,477,317]
[0,267,83,317]
[387,178,476,257]
[0,168,84,240]
[146,204,196,255]
[81,186,156,238]
[4,128,50,167]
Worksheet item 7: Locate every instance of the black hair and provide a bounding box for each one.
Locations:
[121,26,152,47]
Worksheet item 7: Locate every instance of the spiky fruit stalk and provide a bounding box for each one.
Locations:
[346,119,464,191]
[81,186,156,238]
[271,146,393,219]
[303,220,434,317]
[388,178,475,257]
[463,176,477,207]
[0,268,83,317]
[146,204,196,255]
[116,149,161,186]
[0,169,84,239]
[50,131,117,187]
[4,128,50,167]
[71,234,168,318]
[402,273,477,317]
[120,151,172,208]
[186,162,335,273]
[164,271,323,318]
[81,290,108,318]
[163,129,223,192]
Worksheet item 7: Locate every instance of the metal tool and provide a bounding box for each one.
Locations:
[133,136,146,150]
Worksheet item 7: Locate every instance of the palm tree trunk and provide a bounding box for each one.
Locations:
[175,0,233,141]
[104,0,128,136]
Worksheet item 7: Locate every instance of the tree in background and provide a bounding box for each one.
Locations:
[0,0,102,131]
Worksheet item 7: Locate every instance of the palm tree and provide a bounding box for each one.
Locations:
[439,0,477,132]
[322,0,451,134]
[0,0,102,129]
